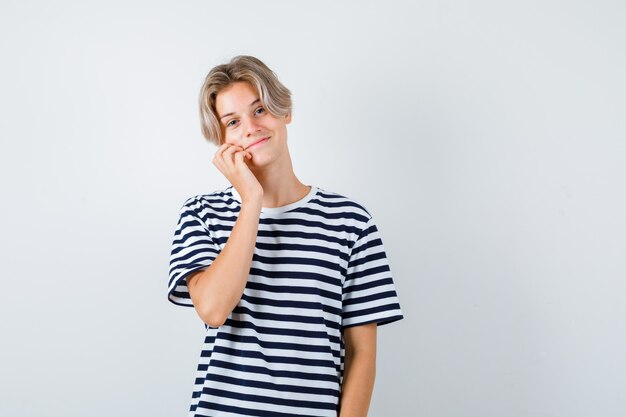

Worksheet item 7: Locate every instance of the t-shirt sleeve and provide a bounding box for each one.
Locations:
[167,198,220,307]
[341,215,404,329]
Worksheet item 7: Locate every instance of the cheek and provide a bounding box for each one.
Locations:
[222,130,237,145]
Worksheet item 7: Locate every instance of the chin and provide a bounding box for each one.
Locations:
[249,152,276,166]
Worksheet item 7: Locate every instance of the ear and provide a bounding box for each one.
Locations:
[285,112,292,124]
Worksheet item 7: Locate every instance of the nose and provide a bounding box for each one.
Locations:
[243,114,262,137]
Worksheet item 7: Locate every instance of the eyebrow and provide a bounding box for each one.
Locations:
[219,98,261,120]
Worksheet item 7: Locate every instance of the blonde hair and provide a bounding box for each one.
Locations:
[199,55,292,146]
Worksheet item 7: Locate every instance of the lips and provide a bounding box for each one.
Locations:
[246,136,270,150]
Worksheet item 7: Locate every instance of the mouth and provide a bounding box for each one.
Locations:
[246,136,270,150]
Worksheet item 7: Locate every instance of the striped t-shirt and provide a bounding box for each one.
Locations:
[167,184,404,417]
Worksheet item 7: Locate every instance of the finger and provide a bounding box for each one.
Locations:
[223,146,245,167]
[218,143,236,156]
[216,142,231,153]
[214,143,232,162]
[212,153,225,173]
[214,143,236,165]
[226,149,249,172]
[234,151,245,166]
[213,144,229,161]
[216,144,238,163]
[237,149,252,161]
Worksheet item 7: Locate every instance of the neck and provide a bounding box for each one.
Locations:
[249,158,309,208]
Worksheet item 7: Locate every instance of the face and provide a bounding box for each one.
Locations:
[215,81,291,167]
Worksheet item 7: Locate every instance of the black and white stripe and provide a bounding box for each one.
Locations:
[168,185,403,416]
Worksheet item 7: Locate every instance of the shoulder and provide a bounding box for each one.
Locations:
[313,186,374,241]
[178,184,237,214]
[315,186,373,220]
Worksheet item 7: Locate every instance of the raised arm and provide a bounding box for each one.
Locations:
[186,142,263,327]
[186,198,261,327]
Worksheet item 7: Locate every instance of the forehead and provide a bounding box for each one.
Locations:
[215,82,259,116]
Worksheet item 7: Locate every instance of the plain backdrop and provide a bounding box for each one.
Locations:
[1,1,625,416]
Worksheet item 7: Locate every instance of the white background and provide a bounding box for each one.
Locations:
[1,1,625,416]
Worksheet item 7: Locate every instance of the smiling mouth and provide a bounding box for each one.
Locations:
[245,136,270,150]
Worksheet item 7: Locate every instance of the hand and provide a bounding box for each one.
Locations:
[212,143,263,205]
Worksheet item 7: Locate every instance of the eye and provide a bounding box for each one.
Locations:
[226,119,238,128]
[255,107,265,115]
